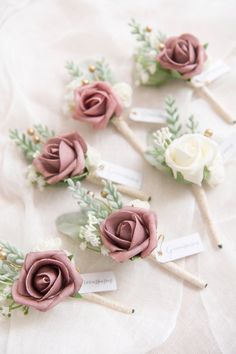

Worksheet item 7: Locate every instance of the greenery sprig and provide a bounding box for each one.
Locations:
[165,96,182,138]
[9,129,40,162]
[0,241,28,317]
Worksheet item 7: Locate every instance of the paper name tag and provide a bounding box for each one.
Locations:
[80,271,117,294]
[156,233,204,263]
[192,60,230,85]
[220,136,236,162]
[129,107,167,124]
[96,160,142,189]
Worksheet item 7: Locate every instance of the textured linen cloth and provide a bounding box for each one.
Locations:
[0,0,235,353]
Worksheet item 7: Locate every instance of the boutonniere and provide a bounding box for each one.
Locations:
[145,97,224,248]
[0,239,133,316]
[130,19,234,124]
[9,125,149,201]
[63,59,147,156]
[56,180,207,289]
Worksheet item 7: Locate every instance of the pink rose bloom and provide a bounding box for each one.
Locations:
[73,81,123,129]
[33,132,87,184]
[157,33,207,79]
[12,250,83,312]
[100,207,157,262]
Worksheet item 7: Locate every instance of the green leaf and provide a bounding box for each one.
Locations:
[203,166,210,181]
[33,124,55,140]
[170,70,182,80]
[56,212,88,240]
[68,254,74,261]
[74,293,82,299]
[203,43,209,50]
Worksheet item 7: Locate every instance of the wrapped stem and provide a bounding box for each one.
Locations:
[87,173,150,201]
[191,184,222,248]
[82,293,134,314]
[112,117,146,156]
[189,81,235,124]
[149,253,207,289]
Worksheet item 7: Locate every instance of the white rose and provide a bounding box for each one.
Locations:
[127,199,150,210]
[207,153,225,187]
[112,82,132,108]
[165,134,223,186]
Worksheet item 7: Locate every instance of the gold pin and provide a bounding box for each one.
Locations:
[33,135,41,144]
[27,128,35,136]
[101,191,108,198]
[88,65,96,73]
[146,25,152,32]
[159,43,165,50]
[0,251,7,260]
[204,129,213,138]
[82,79,89,85]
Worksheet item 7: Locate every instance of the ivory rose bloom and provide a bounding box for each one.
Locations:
[100,207,157,262]
[12,250,83,312]
[73,81,123,129]
[165,134,224,186]
[33,132,87,184]
[157,34,207,79]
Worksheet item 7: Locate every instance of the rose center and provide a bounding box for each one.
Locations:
[117,220,135,242]
[34,266,58,293]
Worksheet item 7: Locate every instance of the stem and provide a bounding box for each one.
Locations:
[149,253,207,289]
[189,81,235,124]
[111,116,146,157]
[191,184,222,248]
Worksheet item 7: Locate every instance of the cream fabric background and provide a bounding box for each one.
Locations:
[0,0,236,353]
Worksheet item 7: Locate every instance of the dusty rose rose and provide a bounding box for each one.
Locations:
[157,33,207,79]
[73,81,123,129]
[33,132,87,184]
[12,250,83,312]
[100,207,157,262]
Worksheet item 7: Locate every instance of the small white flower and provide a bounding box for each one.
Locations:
[147,63,157,74]
[127,199,150,210]
[34,237,62,252]
[63,78,81,115]
[112,82,133,108]
[101,246,109,256]
[86,146,103,172]
[80,241,87,251]
[140,71,150,84]
[36,175,46,191]
[1,306,10,317]
[26,165,38,183]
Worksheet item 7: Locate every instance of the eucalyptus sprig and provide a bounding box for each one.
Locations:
[9,129,40,162]
[165,96,182,138]
[33,124,55,141]
[0,241,28,317]
[94,59,114,83]
[67,179,111,220]
[101,180,123,210]
[66,61,83,78]
[186,114,199,134]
